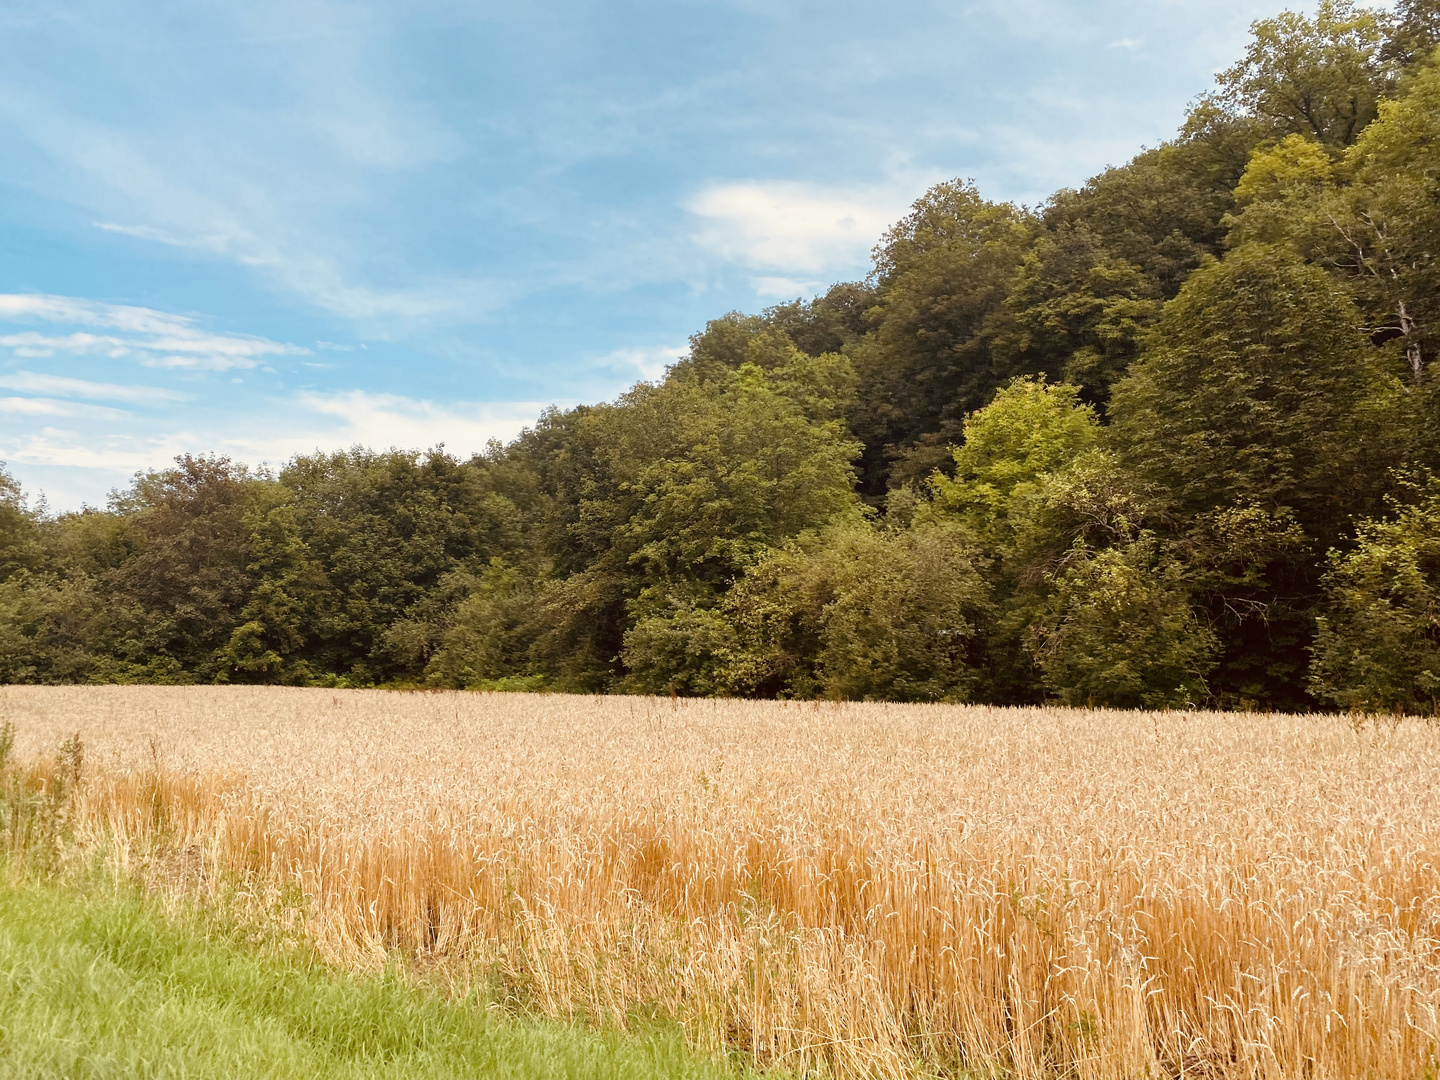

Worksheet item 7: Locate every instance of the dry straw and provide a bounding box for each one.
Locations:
[5,685,1439,1078]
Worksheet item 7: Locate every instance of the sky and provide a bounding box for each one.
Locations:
[0,0,1304,509]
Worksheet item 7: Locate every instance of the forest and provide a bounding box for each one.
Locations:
[3,0,1440,712]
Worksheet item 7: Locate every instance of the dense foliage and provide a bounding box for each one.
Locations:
[6,0,1440,711]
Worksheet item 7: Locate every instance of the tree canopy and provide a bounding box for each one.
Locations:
[6,3,1440,711]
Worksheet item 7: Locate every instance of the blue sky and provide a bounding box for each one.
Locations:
[1,0,1301,509]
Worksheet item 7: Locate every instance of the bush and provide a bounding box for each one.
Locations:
[0,572,108,684]
[725,523,991,702]
[425,561,541,689]
[1311,473,1440,714]
[1030,536,1217,709]
[620,596,737,696]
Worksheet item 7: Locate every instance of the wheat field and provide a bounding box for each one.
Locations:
[3,686,1438,1079]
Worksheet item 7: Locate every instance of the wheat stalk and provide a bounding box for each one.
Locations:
[6,686,1438,1078]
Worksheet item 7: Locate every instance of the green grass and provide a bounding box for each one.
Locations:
[0,874,757,1080]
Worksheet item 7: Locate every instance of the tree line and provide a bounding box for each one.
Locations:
[5,0,1440,712]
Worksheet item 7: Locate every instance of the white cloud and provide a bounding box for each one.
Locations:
[3,391,546,472]
[0,294,308,370]
[291,276,517,325]
[0,390,550,509]
[0,428,169,473]
[751,276,827,299]
[289,391,543,456]
[686,181,911,275]
[0,396,130,420]
[90,222,516,330]
[1106,38,1142,50]
[593,343,688,382]
[0,371,188,403]
[0,290,552,508]
[93,222,227,249]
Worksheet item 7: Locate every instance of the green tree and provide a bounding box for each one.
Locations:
[717,537,835,700]
[103,456,260,682]
[816,523,991,702]
[1232,134,1336,209]
[212,494,324,685]
[620,593,738,697]
[760,282,875,358]
[1221,63,1440,384]
[930,377,1099,547]
[0,573,109,685]
[506,357,862,692]
[929,382,1172,705]
[1311,472,1440,714]
[677,311,769,384]
[0,466,140,685]
[425,560,547,691]
[1045,105,1261,299]
[1030,535,1217,709]
[278,449,522,684]
[1110,244,1408,705]
[991,227,1163,401]
[1111,244,1401,545]
[42,509,134,581]
[1340,57,1440,379]
[723,521,990,702]
[1215,0,1397,147]
[1382,0,1440,68]
[604,366,860,590]
[0,465,41,584]
[678,283,877,386]
[1223,133,1339,254]
[850,180,1036,492]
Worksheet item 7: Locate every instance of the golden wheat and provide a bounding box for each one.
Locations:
[3,685,1438,1078]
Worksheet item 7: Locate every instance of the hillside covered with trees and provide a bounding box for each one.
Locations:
[5,0,1440,712]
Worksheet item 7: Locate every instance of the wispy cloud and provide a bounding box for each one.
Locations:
[751,276,828,299]
[93,222,231,249]
[0,396,130,420]
[592,343,688,382]
[1106,38,1142,50]
[90,222,517,331]
[0,394,130,417]
[0,294,308,370]
[0,81,496,332]
[288,276,519,326]
[686,181,911,275]
[290,390,544,455]
[0,428,172,474]
[0,390,549,507]
[0,289,550,508]
[0,371,187,403]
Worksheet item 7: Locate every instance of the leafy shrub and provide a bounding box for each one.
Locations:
[1030,536,1217,709]
[1311,473,1440,714]
[725,522,991,702]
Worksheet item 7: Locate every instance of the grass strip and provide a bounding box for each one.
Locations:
[0,873,757,1080]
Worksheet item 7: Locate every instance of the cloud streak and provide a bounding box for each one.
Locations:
[0,294,308,370]
[292,390,544,455]
[0,396,130,420]
[0,291,551,508]
[591,343,688,382]
[686,181,912,275]
[0,371,188,403]
[0,387,549,509]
